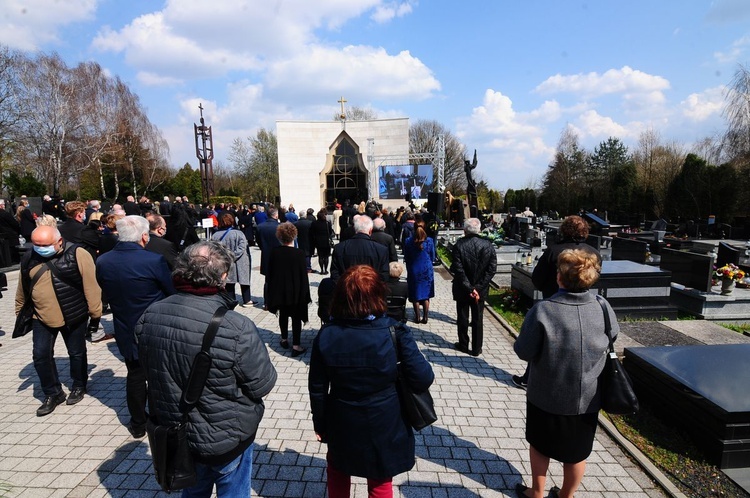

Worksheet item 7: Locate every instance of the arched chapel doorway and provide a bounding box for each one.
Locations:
[321,132,368,208]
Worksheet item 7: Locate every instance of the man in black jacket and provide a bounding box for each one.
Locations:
[371,217,398,263]
[330,215,389,282]
[136,241,276,494]
[145,214,179,270]
[451,218,496,356]
[58,201,87,244]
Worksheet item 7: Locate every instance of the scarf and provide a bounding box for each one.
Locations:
[172,275,221,296]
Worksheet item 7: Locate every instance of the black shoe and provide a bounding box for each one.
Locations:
[127,423,146,439]
[549,486,560,498]
[454,342,470,354]
[511,375,528,390]
[291,347,307,357]
[37,392,67,417]
[66,387,86,405]
[514,482,530,498]
[280,339,290,349]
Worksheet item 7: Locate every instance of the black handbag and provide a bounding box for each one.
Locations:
[389,326,437,431]
[596,296,639,415]
[147,307,228,493]
[13,263,51,338]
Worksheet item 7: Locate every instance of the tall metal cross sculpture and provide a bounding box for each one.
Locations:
[194,103,215,205]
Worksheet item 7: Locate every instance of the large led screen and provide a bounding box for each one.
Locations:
[378,165,434,200]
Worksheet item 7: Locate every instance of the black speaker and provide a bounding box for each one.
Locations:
[426,192,444,215]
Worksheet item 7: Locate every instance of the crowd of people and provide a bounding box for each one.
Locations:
[6,192,617,498]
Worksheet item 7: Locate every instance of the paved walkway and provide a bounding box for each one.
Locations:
[0,247,667,497]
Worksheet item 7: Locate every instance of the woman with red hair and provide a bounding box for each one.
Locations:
[309,265,434,498]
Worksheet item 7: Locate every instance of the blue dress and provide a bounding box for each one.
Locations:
[403,237,436,302]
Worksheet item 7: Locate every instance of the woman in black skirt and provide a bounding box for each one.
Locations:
[513,249,618,498]
[309,209,333,274]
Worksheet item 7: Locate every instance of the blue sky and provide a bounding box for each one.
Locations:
[2,0,750,192]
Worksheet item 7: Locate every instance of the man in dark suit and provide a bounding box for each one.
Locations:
[96,215,175,438]
[330,215,389,282]
[0,199,20,264]
[371,217,398,262]
[256,207,281,306]
[294,212,314,272]
[122,195,140,216]
[159,196,172,217]
[58,201,87,244]
[451,218,496,357]
[145,214,178,270]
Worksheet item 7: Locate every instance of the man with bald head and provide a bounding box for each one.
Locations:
[16,226,102,416]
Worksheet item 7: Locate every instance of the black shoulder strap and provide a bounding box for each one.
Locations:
[200,307,228,353]
[596,295,616,355]
[179,307,229,414]
[389,325,402,364]
[24,264,51,300]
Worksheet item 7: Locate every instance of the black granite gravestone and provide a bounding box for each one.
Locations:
[659,248,714,293]
[612,236,648,263]
[625,344,750,469]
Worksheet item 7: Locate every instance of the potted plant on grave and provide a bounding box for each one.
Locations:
[715,263,746,295]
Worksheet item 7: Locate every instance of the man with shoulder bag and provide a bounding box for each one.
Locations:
[136,241,277,495]
[15,226,102,416]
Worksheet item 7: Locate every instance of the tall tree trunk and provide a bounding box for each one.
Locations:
[113,167,119,203]
[97,157,106,200]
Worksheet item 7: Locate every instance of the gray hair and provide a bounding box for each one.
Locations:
[173,241,232,287]
[353,214,373,234]
[116,215,150,242]
[464,218,481,235]
[373,217,386,231]
[267,207,278,219]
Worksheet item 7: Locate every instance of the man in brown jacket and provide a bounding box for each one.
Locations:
[15,225,102,416]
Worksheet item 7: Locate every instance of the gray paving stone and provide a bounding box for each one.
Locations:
[0,250,668,496]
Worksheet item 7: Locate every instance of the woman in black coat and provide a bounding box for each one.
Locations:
[266,222,311,356]
[309,209,333,274]
[309,265,434,498]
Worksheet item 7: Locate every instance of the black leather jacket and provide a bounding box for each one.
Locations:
[450,234,496,301]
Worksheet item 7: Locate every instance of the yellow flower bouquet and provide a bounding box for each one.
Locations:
[715,263,746,281]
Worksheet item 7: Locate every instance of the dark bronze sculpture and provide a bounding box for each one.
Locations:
[464,150,478,217]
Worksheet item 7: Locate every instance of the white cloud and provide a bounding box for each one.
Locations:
[714,35,750,64]
[92,12,260,84]
[0,0,97,51]
[265,45,440,101]
[371,1,414,23]
[535,66,670,98]
[681,86,725,121]
[137,71,183,87]
[573,110,631,139]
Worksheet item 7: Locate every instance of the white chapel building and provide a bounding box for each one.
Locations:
[276,117,410,212]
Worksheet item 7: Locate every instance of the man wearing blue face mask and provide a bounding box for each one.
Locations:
[15,225,102,416]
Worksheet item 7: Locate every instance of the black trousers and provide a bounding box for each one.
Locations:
[125,359,147,430]
[278,305,303,346]
[456,298,484,355]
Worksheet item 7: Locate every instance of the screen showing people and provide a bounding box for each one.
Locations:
[379,165,433,201]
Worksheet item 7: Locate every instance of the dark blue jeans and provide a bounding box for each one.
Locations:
[182,443,253,497]
[32,319,88,397]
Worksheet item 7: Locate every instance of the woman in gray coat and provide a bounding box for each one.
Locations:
[513,248,618,498]
[212,212,254,306]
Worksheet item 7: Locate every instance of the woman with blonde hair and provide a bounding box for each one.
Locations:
[514,249,618,498]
